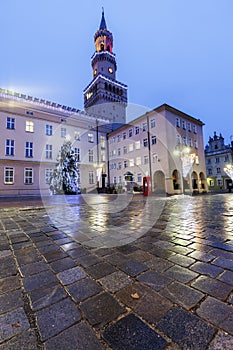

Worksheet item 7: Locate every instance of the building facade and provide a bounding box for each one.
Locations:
[0,89,109,196]
[205,132,233,191]
[108,104,207,195]
[0,10,208,196]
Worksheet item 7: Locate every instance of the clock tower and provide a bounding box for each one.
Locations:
[83,9,127,124]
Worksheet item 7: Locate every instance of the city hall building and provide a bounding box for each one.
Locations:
[0,10,207,196]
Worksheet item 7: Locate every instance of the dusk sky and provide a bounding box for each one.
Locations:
[1,1,233,145]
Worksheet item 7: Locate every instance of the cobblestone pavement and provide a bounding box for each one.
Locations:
[0,193,233,349]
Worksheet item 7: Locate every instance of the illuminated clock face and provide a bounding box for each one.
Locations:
[94,69,97,76]
[108,67,113,74]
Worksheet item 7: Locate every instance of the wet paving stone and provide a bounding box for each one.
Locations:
[188,250,215,262]
[0,290,23,315]
[86,261,117,279]
[23,270,57,292]
[80,292,124,329]
[160,281,205,310]
[0,329,38,350]
[164,265,199,283]
[212,256,233,270]
[197,296,233,335]
[67,247,90,258]
[190,261,223,278]
[158,307,215,349]
[66,277,102,302]
[36,298,81,341]
[191,276,233,301]
[0,308,30,343]
[145,257,174,272]
[103,313,168,350]
[208,331,233,350]
[137,270,172,291]
[168,253,196,267]
[43,249,68,263]
[75,253,101,267]
[0,276,20,294]
[19,260,49,277]
[44,322,104,350]
[57,266,86,285]
[98,271,131,293]
[118,259,148,277]
[49,257,76,273]
[29,283,67,311]
[218,270,233,284]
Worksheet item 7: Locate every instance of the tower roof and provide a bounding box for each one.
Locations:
[99,8,107,30]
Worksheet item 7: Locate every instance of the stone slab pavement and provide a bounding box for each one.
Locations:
[0,193,233,349]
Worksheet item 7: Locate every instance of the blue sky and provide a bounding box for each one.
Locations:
[1,0,233,145]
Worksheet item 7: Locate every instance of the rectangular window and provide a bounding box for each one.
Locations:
[129,159,134,167]
[209,179,214,187]
[176,118,180,127]
[118,176,122,184]
[6,117,15,129]
[100,135,105,148]
[144,155,149,164]
[194,140,198,148]
[5,139,15,156]
[217,167,221,174]
[142,123,147,132]
[135,126,140,135]
[61,127,66,138]
[137,173,142,183]
[25,141,33,158]
[193,125,197,133]
[124,160,128,168]
[135,141,140,150]
[101,150,105,162]
[207,159,211,164]
[215,157,220,163]
[123,146,127,154]
[136,156,141,166]
[46,125,53,136]
[129,143,134,152]
[113,177,117,185]
[176,134,181,144]
[183,137,187,145]
[74,148,80,162]
[152,153,158,163]
[224,155,229,162]
[117,135,121,143]
[150,119,155,128]
[4,167,14,184]
[123,132,126,140]
[143,138,148,147]
[26,120,34,132]
[208,168,212,175]
[45,169,53,184]
[88,149,94,163]
[188,138,193,147]
[187,122,191,131]
[118,148,121,156]
[88,133,94,143]
[89,171,94,184]
[118,162,122,170]
[74,131,80,140]
[182,120,186,129]
[151,136,157,145]
[217,179,223,187]
[24,168,33,184]
[46,144,52,159]
[128,129,133,137]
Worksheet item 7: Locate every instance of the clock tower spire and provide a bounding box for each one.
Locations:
[83,9,127,124]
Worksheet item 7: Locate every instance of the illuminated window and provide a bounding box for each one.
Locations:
[100,136,105,148]
[88,133,94,143]
[136,157,141,166]
[4,167,14,184]
[26,120,34,132]
[135,141,140,150]
[129,159,134,167]
[129,144,134,152]
[209,180,214,187]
